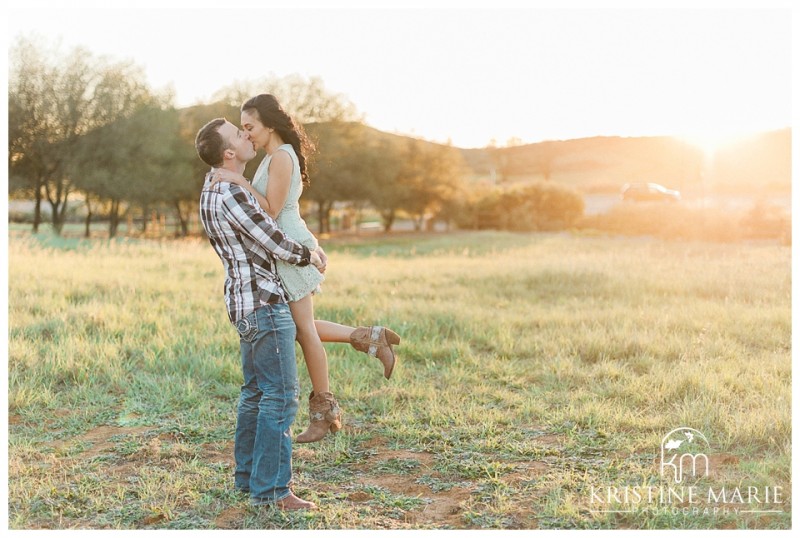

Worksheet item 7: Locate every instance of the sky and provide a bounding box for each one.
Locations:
[5,1,794,149]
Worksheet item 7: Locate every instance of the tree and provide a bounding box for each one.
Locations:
[212,74,362,123]
[304,122,372,234]
[359,137,466,232]
[466,182,584,232]
[405,142,465,230]
[71,101,188,238]
[433,176,473,231]
[361,137,407,232]
[9,36,152,235]
[9,37,58,232]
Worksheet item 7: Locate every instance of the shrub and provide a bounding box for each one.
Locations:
[456,181,585,232]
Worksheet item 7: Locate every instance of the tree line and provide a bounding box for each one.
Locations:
[9,37,584,238]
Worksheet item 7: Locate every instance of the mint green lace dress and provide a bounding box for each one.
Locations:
[252,144,324,302]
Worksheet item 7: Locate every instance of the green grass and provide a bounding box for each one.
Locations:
[7,230,791,529]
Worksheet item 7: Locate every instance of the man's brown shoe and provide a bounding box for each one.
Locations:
[275,492,318,511]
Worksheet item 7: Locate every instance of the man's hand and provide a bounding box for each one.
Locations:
[310,250,324,271]
[315,246,328,274]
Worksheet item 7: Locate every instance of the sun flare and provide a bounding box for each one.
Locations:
[678,129,754,159]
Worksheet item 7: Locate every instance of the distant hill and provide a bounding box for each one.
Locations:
[180,103,790,195]
[460,136,705,192]
[458,129,791,194]
[711,129,792,194]
[346,123,791,195]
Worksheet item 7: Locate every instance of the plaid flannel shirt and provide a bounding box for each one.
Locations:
[199,170,311,324]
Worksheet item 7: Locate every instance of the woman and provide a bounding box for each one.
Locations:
[212,94,400,443]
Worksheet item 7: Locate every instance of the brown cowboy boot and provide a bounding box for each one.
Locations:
[295,391,342,443]
[350,326,401,379]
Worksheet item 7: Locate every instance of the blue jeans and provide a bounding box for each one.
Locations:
[232,304,299,504]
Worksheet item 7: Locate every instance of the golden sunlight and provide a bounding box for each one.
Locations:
[679,130,755,161]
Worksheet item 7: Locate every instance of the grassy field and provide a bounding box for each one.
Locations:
[7,230,791,529]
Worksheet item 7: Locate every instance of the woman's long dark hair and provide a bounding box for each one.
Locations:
[242,94,314,187]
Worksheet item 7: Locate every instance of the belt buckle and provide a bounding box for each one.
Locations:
[236,317,251,334]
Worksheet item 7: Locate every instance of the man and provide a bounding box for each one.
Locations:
[196,118,323,511]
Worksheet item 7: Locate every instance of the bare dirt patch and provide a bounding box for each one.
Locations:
[348,491,372,502]
[532,434,566,447]
[200,440,235,465]
[45,425,151,458]
[214,507,247,529]
[361,435,391,450]
[706,453,740,474]
[354,471,472,528]
[502,461,549,486]
[348,446,472,527]
[378,449,435,466]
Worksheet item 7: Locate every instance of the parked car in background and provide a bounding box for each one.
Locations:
[621,182,681,202]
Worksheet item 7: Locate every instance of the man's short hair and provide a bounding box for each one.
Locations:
[195,118,229,167]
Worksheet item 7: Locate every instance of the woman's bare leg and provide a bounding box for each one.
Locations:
[289,295,329,395]
[314,320,356,343]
